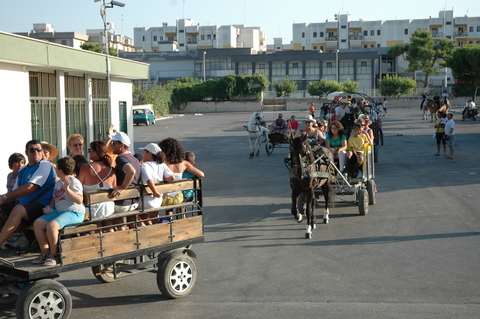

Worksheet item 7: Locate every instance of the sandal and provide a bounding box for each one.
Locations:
[43,255,60,266]
[31,253,48,264]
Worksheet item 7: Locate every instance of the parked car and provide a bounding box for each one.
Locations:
[133,108,155,126]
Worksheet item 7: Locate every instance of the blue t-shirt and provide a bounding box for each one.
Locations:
[182,170,196,199]
[15,160,55,206]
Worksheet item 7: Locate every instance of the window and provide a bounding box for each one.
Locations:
[313,32,317,37]
[370,30,375,36]
[404,28,408,35]
[323,62,336,75]
[153,36,157,41]
[313,45,318,50]
[364,30,368,36]
[142,36,145,41]
[320,32,324,37]
[363,45,368,48]
[339,61,354,75]
[302,32,305,38]
[238,63,252,75]
[320,45,324,51]
[160,36,163,41]
[341,39,346,42]
[370,44,374,48]
[179,30,184,33]
[256,63,268,75]
[477,26,480,32]
[446,21,451,25]
[179,43,184,46]
[305,62,319,76]
[207,34,211,40]
[377,30,381,36]
[289,62,302,75]
[469,41,473,44]
[271,62,286,76]
[469,26,474,32]
[458,41,464,47]
[477,41,480,45]
[341,25,346,29]
[201,35,205,40]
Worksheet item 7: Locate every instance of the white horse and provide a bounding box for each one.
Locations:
[246,111,269,159]
[421,99,429,120]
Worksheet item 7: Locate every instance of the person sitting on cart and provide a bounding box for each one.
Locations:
[0,140,56,249]
[271,113,286,133]
[346,123,370,179]
[289,115,299,132]
[295,115,325,149]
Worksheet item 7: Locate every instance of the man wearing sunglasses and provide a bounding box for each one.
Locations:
[0,140,56,247]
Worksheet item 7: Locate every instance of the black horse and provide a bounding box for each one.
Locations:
[289,136,334,239]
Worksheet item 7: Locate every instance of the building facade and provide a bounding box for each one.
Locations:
[134,19,266,53]
[0,31,148,193]
[15,23,135,53]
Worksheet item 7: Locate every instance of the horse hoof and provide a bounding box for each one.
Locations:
[249,153,253,159]
[305,233,312,239]
[296,214,303,223]
[313,224,316,230]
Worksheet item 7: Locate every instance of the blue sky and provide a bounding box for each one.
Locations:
[0,0,477,44]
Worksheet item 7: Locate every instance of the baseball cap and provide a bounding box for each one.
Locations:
[110,132,131,146]
[139,143,162,155]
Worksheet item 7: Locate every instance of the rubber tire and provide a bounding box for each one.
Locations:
[358,189,369,215]
[15,279,72,319]
[152,119,156,125]
[265,141,274,155]
[157,253,197,299]
[145,120,149,126]
[366,180,376,205]
[91,262,128,283]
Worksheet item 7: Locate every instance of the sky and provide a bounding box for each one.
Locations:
[0,0,478,44]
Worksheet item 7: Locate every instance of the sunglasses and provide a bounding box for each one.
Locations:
[111,141,121,145]
[29,147,43,153]
[72,143,83,147]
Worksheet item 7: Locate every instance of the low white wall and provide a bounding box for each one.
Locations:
[172,100,263,114]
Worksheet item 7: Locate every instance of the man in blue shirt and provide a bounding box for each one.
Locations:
[0,139,56,247]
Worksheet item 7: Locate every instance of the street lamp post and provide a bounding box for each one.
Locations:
[203,51,206,81]
[336,49,339,82]
[95,0,125,111]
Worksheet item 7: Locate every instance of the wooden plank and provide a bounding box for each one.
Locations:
[100,229,138,257]
[62,224,97,235]
[137,223,172,248]
[172,216,203,242]
[143,180,195,195]
[85,187,141,205]
[60,234,101,252]
[61,247,101,265]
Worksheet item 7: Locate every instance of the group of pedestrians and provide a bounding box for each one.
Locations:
[0,129,204,266]
[433,112,455,159]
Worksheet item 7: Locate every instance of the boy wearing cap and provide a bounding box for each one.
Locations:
[139,143,174,211]
[109,132,141,215]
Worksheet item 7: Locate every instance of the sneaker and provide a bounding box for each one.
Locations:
[2,231,29,249]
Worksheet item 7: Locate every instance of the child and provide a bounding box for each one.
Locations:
[6,153,25,192]
[182,152,199,202]
[1,153,28,249]
[32,157,85,266]
[346,123,369,178]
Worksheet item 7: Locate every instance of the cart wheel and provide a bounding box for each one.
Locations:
[265,141,274,155]
[366,180,376,205]
[157,253,197,299]
[91,260,131,283]
[358,189,369,215]
[15,279,72,319]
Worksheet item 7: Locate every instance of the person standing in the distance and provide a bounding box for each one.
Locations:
[382,98,388,117]
[444,113,455,159]
[309,103,315,119]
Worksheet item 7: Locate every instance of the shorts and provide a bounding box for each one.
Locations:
[162,192,184,206]
[446,135,455,147]
[114,203,139,213]
[40,209,85,228]
[23,203,46,223]
[436,132,446,145]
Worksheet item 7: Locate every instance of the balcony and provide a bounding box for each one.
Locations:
[431,32,444,38]
[454,31,468,37]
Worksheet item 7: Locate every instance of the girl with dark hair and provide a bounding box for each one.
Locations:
[77,140,116,221]
[325,120,348,173]
[158,138,204,207]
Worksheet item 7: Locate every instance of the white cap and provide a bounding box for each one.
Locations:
[139,143,162,155]
[110,132,131,146]
[340,98,350,104]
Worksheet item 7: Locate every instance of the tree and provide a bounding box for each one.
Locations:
[341,79,359,93]
[445,45,480,101]
[80,42,118,56]
[273,76,298,98]
[307,78,342,99]
[388,30,454,88]
[379,75,416,97]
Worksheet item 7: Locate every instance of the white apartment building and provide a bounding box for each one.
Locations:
[15,23,135,53]
[134,19,266,52]
[291,10,480,52]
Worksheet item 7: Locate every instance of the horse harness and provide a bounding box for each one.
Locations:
[290,144,332,182]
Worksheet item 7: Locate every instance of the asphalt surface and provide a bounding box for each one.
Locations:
[2,106,479,319]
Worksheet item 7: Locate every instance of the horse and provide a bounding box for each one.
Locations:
[427,100,449,122]
[289,136,334,239]
[245,111,269,159]
[421,99,430,120]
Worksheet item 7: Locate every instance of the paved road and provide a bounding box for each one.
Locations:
[3,107,479,319]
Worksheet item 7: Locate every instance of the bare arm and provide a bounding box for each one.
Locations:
[146,179,161,198]
[1,183,40,204]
